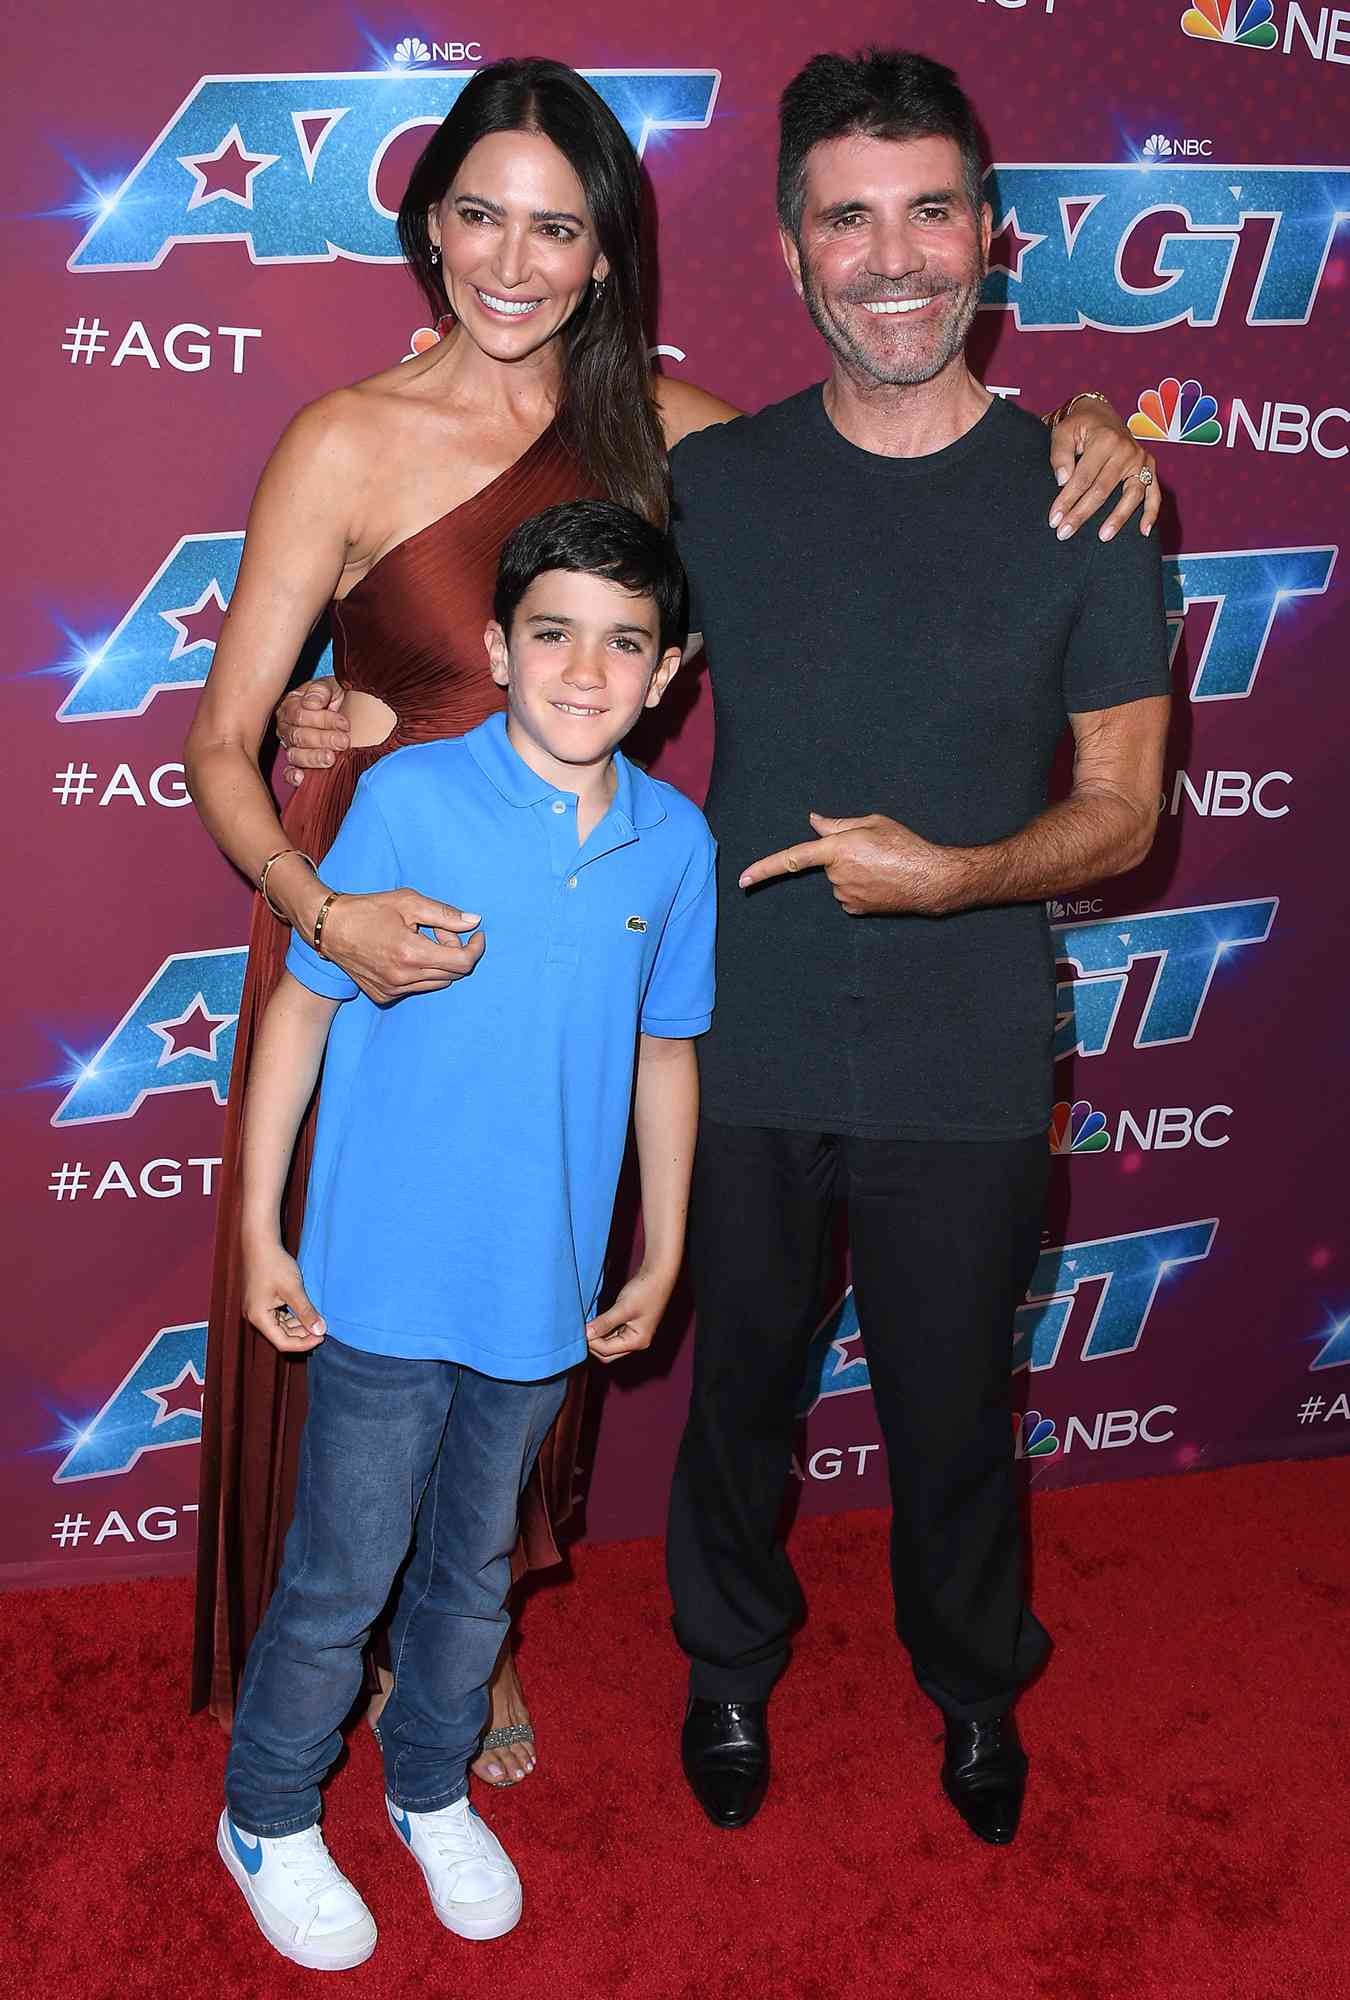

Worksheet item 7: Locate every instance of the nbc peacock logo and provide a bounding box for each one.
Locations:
[392,36,432,66]
[1127,377,1223,448]
[1180,0,1279,48]
[1016,1410,1060,1460]
[1049,1099,1110,1156]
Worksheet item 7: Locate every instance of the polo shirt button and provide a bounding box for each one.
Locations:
[567,876,578,890]
[551,800,567,815]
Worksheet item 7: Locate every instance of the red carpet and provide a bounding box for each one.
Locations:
[4,1459,1348,2000]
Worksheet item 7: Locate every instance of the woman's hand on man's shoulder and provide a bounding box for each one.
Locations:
[653,374,741,450]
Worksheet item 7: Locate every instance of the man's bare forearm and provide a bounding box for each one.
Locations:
[939,782,1158,914]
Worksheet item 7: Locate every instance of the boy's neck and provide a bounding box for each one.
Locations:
[504,715,618,836]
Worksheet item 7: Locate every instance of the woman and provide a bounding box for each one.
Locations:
[189,55,1159,1784]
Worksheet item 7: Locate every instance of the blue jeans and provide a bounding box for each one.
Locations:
[225,1336,568,1836]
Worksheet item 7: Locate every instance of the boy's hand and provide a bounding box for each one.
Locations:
[585,1264,677,1364]
[243,1240,327,1353]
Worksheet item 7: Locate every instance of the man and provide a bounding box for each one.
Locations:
[664,48,1170,1843]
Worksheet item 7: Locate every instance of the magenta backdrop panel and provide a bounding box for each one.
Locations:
[3,1,1347,1588]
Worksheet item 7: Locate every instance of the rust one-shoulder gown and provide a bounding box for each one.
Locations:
[192,423,594,1721]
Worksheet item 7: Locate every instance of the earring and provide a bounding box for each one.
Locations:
[430,245,441,266]
[592,275,606,299]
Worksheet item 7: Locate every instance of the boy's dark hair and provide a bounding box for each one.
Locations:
[494,499,689,655]
[777,48,985,239]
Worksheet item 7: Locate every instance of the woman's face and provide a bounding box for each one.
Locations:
[430,130,609,361]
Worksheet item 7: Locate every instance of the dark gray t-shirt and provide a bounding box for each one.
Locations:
[669,386,1171,1141]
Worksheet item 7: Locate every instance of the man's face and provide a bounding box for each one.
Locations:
[780,133,991,389]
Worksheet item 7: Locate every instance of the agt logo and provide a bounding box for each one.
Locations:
[67,69,719,271]
[51,949,246,1125]
[51,1321,205,1481]
[983,163,1350,329]
[1161,545,1336,701]
[1049,1099,1233,1155]
[1015,1405,1179,1457]
[1015,1220,1217,1373]
[55,534,332,720]
[1182,0,1350,62]
[1053,899,1277,1064]
[1128,376,1349,458]
[796,1218,1218,1400]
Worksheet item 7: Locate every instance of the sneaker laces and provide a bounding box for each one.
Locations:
[277,1827,347,1903]
[417,1802,494,1868]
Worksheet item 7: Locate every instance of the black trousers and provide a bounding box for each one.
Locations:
[667,1120,1052,1722]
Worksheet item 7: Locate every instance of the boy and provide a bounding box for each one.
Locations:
[218,499,715,1970]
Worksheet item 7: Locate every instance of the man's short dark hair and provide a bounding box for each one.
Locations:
[777,48,985,239]
[494,498,689,655]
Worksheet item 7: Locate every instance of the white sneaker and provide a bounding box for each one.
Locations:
[217,1811,377,1971]
[387,1795,522,1939]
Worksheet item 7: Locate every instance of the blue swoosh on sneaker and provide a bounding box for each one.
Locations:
[227,1818,264,1876]
[389,1804,412,1846]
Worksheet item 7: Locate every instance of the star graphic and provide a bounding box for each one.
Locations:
[144,1361,205,1430]
[148,993,234,1069]
[824,1328,868,1390]
[987,206,1044,284]
[159,580,228,662]
[178,125,279,211]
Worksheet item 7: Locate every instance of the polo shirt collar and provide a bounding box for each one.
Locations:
[467,713,667,832]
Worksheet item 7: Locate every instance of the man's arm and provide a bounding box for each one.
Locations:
[738,695,1169,915]
[585,1035,699,1363]
[239,970,340,1352]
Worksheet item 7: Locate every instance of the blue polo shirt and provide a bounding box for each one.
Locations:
[284,714,716,1379]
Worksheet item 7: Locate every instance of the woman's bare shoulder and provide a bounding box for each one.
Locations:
[654,374,741,449]
[267,366,429,493]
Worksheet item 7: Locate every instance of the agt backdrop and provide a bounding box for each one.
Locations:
[4,0,1348,1591]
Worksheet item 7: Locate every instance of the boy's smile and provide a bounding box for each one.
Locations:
[484,568,681,805]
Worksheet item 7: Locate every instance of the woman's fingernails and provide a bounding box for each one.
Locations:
[1049,510,1062,529]
[1057,522,1073,541]
[1055,466,1069,487]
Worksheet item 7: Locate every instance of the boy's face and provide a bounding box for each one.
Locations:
[484,569,681,782]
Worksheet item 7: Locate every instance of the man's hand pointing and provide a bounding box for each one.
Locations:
[739,811,962,916]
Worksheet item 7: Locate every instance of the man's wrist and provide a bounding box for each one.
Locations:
[922,843,981,915]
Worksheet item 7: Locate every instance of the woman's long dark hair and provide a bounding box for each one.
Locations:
[398,58,669,527]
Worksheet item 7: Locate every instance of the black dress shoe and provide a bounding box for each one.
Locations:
[681,1698,769,1829]
[940,1711,1028,1846]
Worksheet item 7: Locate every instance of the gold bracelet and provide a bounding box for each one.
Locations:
[1060,389,1111,426]
[259,847,317,920]
[1048,392,1112,432]
[313,891,342,958]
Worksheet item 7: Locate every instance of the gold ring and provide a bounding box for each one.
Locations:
[785,855,799,874]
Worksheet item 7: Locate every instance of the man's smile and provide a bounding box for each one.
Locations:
[860,295,934,315]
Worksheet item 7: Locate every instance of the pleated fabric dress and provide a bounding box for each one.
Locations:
[192,421,594,1721]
